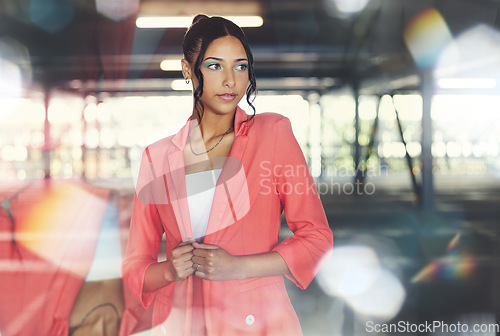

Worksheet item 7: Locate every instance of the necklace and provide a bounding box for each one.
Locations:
[188,124,233,156]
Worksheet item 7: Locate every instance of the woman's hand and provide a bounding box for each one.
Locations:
[166,239,196,281]
[192,242,243,281]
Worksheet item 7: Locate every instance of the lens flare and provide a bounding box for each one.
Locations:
[317,245,406,321]
[0,38,31,122]
[15,182,108,277]
[404,8,453,69]
[435,24,500,79]
[411,233,476,284]
[96,0,140,21]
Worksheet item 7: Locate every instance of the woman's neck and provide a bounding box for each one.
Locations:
[192,109,235,141]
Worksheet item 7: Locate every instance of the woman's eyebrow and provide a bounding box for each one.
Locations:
[203,56,248,62]
[203,56,223,62]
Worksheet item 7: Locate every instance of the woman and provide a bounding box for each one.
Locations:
[122,14,333,336]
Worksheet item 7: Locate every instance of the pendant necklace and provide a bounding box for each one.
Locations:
[188,125,233,156]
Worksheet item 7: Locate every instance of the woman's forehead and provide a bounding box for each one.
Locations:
[204,36,247,59]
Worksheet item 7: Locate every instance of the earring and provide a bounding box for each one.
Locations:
[185,78,190,84]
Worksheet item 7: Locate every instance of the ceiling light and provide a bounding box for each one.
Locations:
[136,16,263,28]
[160,60,182,71]
[332,0,370,14]
[437,78,497,89]
[171,79,191,91]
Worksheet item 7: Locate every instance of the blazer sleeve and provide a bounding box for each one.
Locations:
[271,116,333,290]
[122,148,165,309]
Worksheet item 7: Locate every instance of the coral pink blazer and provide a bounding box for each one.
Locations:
[122,107,333,336]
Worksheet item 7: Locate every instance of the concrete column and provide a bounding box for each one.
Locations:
[421,70,435,212]
[43,88,51,179]
[353,83,362,184]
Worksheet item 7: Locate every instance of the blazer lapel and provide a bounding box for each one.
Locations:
[166,150,192,240]
[204,107,251,242]
[164,108,252,243]
[165,119,193,241]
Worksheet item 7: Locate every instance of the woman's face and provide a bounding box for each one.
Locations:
[184,35,249,117]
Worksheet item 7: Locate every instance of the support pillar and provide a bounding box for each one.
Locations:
[421,70,435,212]
[43,88,51,179]
[353,83,362,184]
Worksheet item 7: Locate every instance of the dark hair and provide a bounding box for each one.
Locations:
[183,14,257,122]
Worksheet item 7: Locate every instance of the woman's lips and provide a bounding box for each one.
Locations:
[217,94,236,102]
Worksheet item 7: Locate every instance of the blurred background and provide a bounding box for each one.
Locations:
[1,0,500,335]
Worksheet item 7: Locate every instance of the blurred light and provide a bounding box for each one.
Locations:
[72,147,82,160]
[432,142,447,158]
[437,78,496,89]
[15,182,107,276]
[317,246,380,297]
[435,24,500,80]
[171,79,192,91]
[412,233,475,284]
[446,141,461,158]
[160,59,182,71]
[29,0,75,33]
[488,142,499,156]
[96,0,139,21]
[96,102,112,123]
[317,245,405,321]
[136,16,263,28]
[257,77,336,91]
[383,142,406,158]
[406,142,422,157]
[473,142,500,158]
[30,132,45,149]
[70,130,83,147]
[378,95,395,120]
[404,8,453,68]
[100,127,116,148]
[1,146,27,161]
[359,96,377,120]
[331,0,370,14]
[48,99,70,123]
[2,146,16,161]
[462,142,473,157]
[68,79,82,89]
[0,59,22,121]
[24,100,46,123]
[393,95,422,121]
[346,269,405,320]
[84,129,99,149]
[84,104,98,122]
[17,169,27,180]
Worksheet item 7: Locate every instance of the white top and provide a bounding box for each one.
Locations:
[185,168,223,242]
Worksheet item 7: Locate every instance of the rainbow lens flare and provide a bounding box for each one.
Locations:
[411,233,476,284]
[15,181,108,277]
[404,8,454,69]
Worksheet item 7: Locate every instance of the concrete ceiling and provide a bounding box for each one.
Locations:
[1,0,500,95]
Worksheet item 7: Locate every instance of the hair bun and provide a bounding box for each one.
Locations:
[192,14,209,25]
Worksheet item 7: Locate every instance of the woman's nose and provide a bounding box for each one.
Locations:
[223,70,235,88]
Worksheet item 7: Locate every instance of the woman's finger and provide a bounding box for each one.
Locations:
[172,243,194,257]
[174,252,194,263]
[179,238,196,246]
[192,242,218,250]
[193,255,212,267]
[193,248,216,259]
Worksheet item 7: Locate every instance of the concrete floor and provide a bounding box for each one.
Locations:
[288,173,500,336]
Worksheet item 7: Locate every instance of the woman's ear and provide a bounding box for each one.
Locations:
[181,59,192,80]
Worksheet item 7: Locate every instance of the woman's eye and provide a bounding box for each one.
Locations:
[206,63,222,70]
[235,63,248,71]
